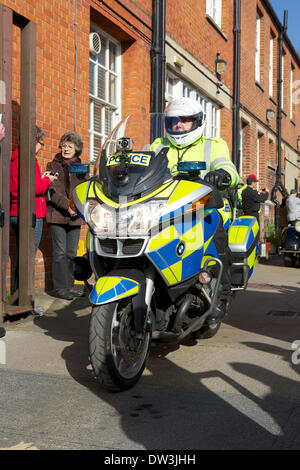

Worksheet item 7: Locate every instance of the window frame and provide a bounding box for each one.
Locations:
[269,34,274,97]
[255,12,261,83]
[290,66,294,120]
[166,71,221,139]
[206,0,222,28]
[89,25,122,162]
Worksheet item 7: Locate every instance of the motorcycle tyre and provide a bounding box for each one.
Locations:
[283,254,296,267]
[89,301,151,392]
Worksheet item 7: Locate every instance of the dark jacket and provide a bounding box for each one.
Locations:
[46,153,87,226]
[242,186,268,218]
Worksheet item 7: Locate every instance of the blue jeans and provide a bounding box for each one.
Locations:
[11,216,44,290]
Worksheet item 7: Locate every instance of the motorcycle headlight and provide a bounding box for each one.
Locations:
[86,199,167,237]
[120,200,167,236]
[295,221,300,233]
[86,200,117,236]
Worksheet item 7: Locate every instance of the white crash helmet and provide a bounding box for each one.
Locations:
[165,97,206,148]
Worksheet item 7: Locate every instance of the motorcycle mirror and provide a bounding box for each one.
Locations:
[69,164,90,174]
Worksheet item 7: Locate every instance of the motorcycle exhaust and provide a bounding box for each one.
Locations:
[152,295,194,342]
[172,294,194,335]
[175,257,223,343]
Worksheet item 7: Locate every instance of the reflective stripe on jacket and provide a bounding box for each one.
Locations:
[237,184,247,202]
[151,136,239,188]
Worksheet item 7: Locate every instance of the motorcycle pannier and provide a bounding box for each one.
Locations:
[228,216,259,289]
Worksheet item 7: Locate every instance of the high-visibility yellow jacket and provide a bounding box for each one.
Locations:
[151,135,239,188]
[237,184,247,204]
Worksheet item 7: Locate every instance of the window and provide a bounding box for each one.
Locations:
[255,13,261,82]
[256,135,260,184]
[290,67,294,120]
[256,132,264,185]
[166,72,220,138]
[269,34,274,97]
[89,26,121,162]
[206,0,222,28]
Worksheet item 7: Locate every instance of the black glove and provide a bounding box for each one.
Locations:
[204,169,231,190]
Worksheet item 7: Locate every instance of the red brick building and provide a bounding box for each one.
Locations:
[0,0,299,298]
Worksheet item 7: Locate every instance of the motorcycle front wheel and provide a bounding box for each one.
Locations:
[89,300,151,392]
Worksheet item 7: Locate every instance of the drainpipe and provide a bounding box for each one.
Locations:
[271,10,288,231]
[150,0,166,140]
[232,0,241,172]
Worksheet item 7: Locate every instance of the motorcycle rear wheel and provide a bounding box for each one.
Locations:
[89,300,151,392]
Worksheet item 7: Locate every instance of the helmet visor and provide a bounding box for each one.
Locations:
[165,112,204,135]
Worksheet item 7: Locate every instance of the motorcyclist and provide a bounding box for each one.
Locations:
[151,97,239,326]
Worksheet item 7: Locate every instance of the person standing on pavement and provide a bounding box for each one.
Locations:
[10,126,57,312]
[236,177,247,216]
[46,131,87,300]
[0,123,6,337]
[242,174,269,223]
[286,189,300,225]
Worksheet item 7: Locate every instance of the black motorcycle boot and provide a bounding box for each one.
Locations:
[206,253,232,327]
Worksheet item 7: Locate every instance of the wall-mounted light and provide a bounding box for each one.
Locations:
[173,56,185,68]
[215,52,227,75]
[266,108,275,122]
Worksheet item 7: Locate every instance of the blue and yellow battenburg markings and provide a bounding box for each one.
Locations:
[146,209,220,286]
[106,153,151,167]
[73,181,90,219]
[228,216,260,278]
[90,276,140,305]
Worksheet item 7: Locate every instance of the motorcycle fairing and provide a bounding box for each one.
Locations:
[280,226,300,251]
[73,181,90,220]
[228,216,259,280]
[90,276,140,305]
[145,208,220,286]
[228,216,259,253]
[75,179,178,211]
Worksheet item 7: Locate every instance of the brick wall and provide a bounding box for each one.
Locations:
[1,0,300,293]
[3,0,153,292]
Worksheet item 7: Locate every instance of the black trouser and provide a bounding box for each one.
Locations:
[49,224,81,292]
[212,213,232,302]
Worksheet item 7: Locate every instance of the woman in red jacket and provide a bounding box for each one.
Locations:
[10,126,57,291]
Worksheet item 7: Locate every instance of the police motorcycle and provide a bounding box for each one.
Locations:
[73,113,260,391]
[279,221,300,267]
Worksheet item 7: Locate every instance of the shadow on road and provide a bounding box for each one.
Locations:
[32,292,300,450]
[224,284,300,343]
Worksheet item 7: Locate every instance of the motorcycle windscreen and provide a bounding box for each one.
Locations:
[100,150,171,201]
[97,113,171,201]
